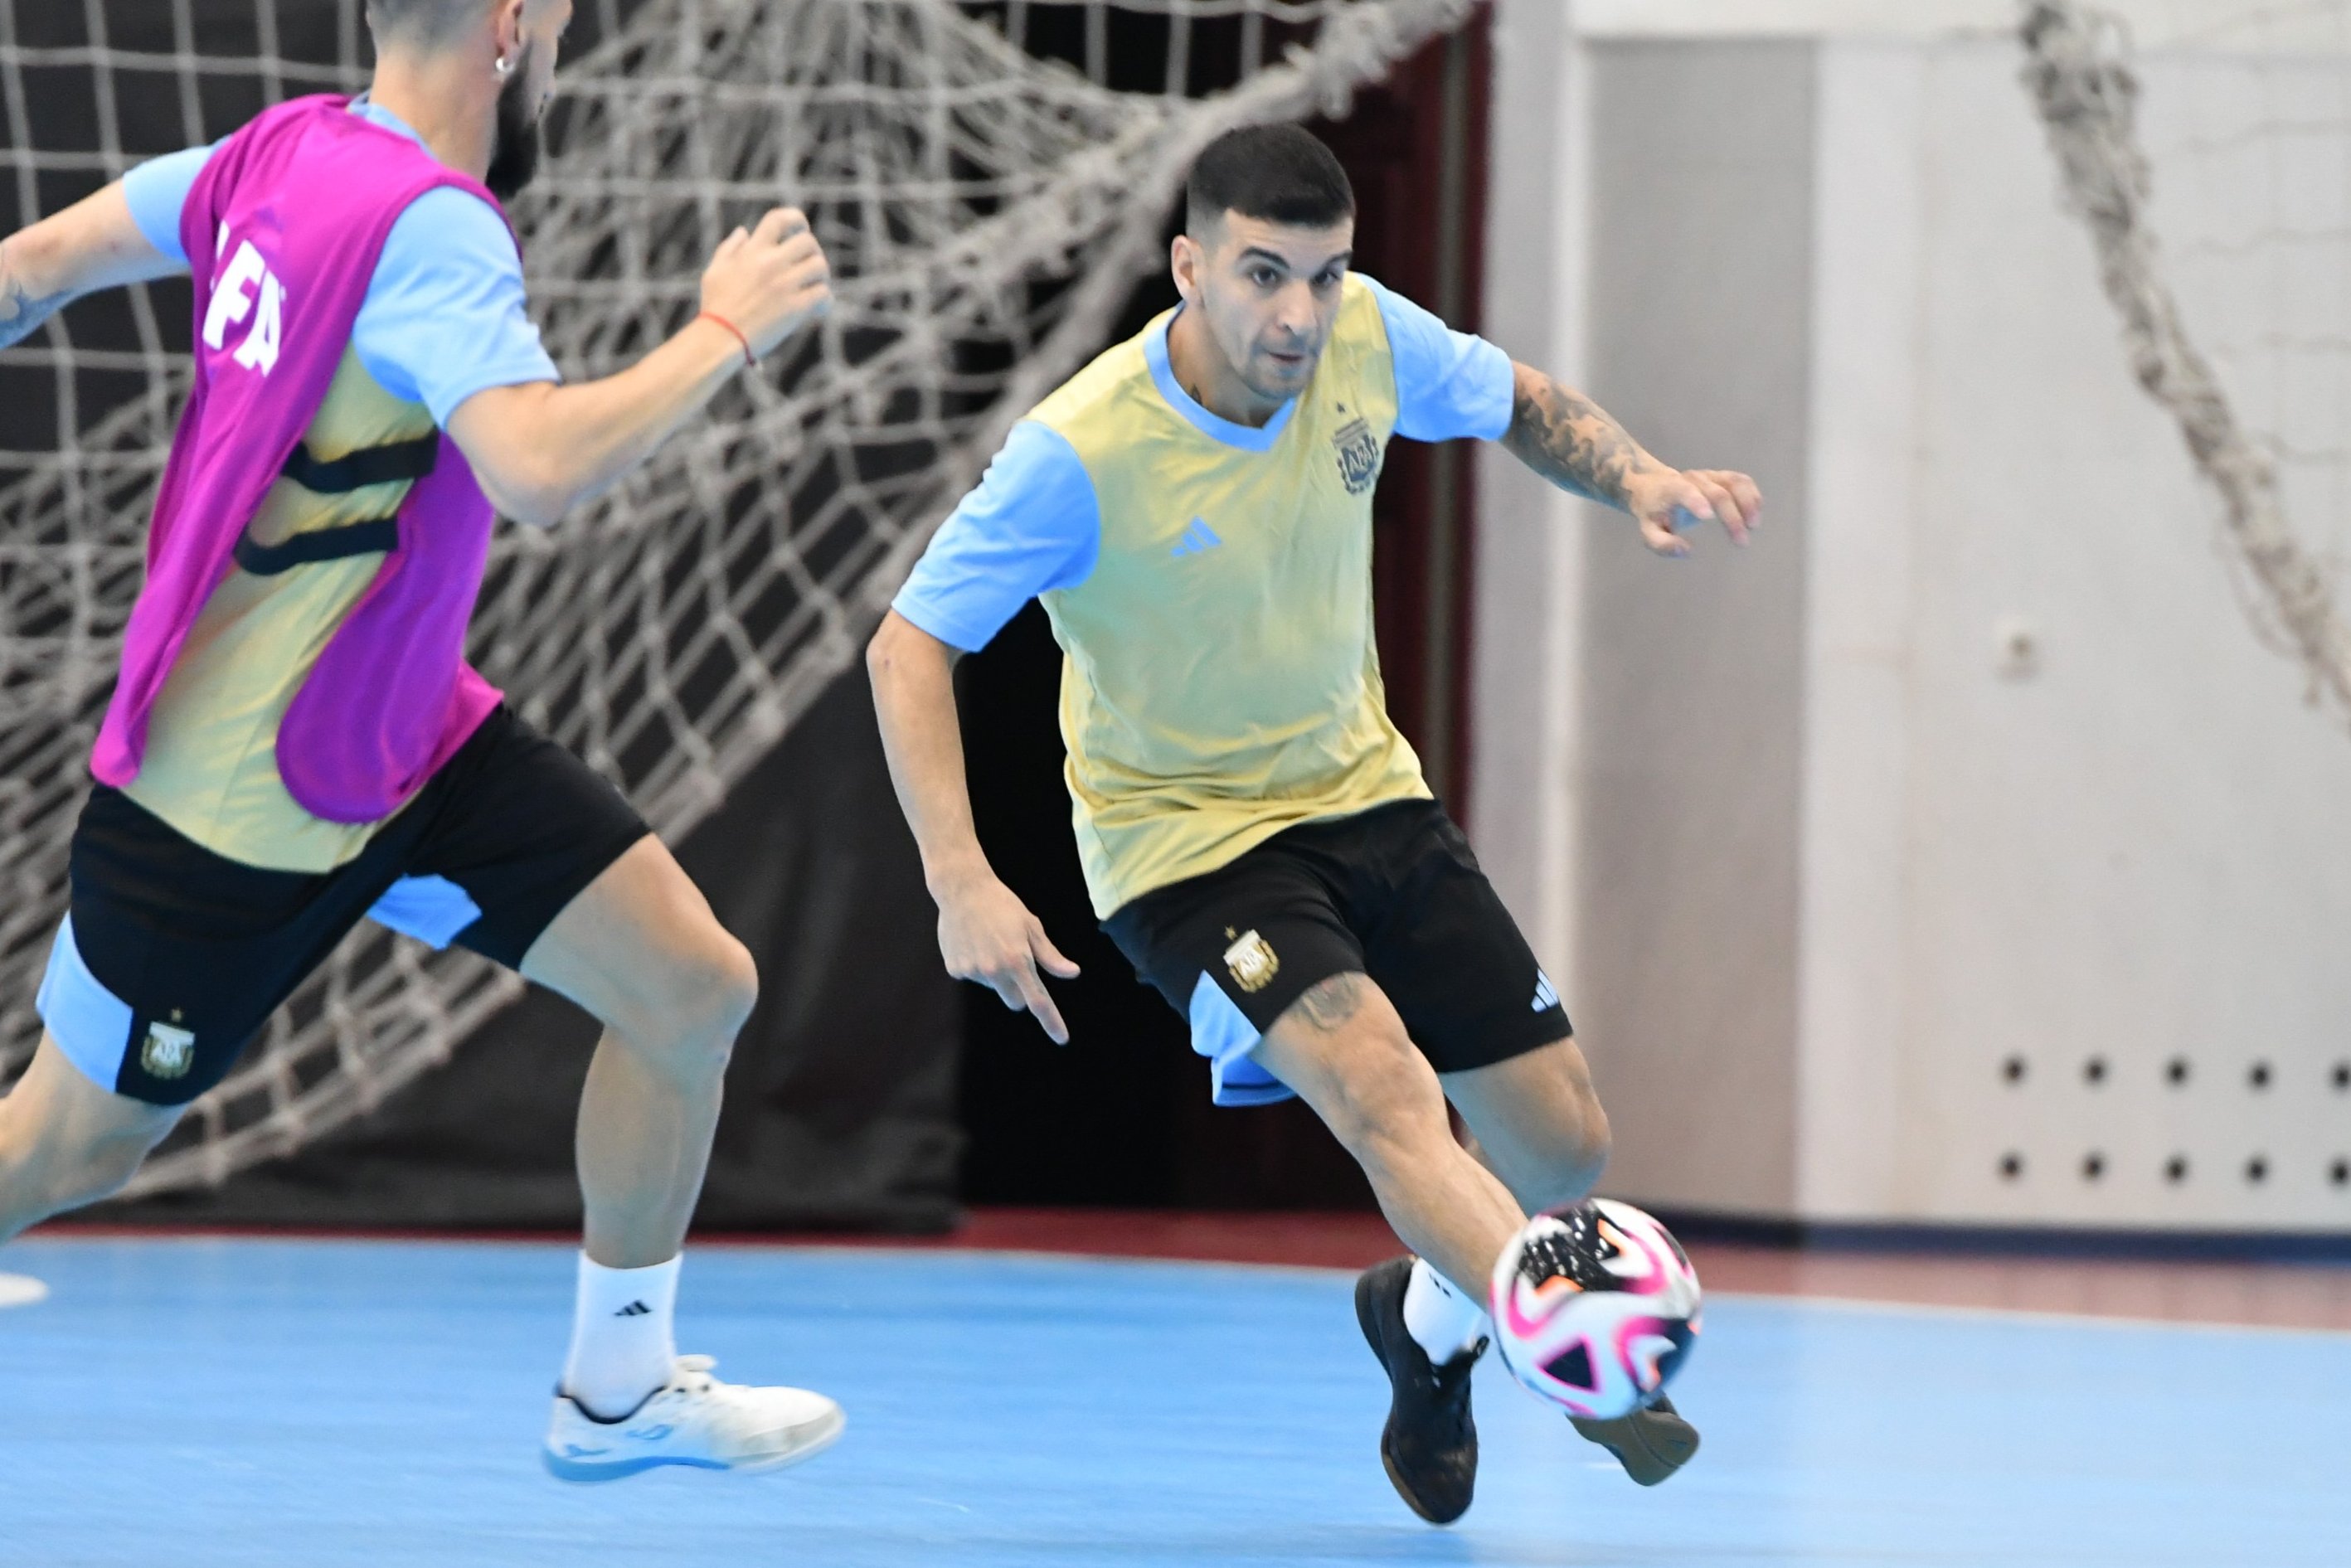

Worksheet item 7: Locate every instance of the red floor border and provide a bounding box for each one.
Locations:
[32,1206,2351,1332]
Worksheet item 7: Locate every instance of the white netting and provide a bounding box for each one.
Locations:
[2023,1,2351,721]
[0,0,1471,1192]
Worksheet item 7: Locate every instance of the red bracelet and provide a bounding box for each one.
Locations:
[697,310,756,368]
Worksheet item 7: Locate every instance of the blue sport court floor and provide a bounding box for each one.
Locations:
[3,1235,2347,1567]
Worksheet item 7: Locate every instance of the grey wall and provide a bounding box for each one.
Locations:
[1804,38,2351,1229]
[1479,17,2351,1231]
[1469,0,1581,968]
[1567,41,1817,1215]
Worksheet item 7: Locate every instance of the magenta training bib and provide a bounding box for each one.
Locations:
[91,95,509,825]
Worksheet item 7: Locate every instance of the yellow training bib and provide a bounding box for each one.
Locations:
[1031,275,1431,916]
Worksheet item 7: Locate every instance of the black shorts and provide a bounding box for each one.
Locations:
[1103,799,1570,1106]
[37,705,649,1105]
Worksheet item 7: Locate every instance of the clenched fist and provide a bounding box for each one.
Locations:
[701,206,833,360]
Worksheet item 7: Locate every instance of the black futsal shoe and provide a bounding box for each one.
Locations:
[1354,1255,1485,1526]
[1570,1394,1701,1486]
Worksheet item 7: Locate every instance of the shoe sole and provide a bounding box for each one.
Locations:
[1377,1445,1466,1526]
[1355,1263,1472,1527]
[543,1407,847,1485]
[1569,1403,1699,1487]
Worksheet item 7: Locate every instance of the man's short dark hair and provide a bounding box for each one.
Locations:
[367,0,484,47]
[1185,124,1356,235]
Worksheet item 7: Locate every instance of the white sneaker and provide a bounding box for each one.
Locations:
[543,1354,845,1483]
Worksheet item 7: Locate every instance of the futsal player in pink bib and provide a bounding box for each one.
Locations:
[0,0,841,1481]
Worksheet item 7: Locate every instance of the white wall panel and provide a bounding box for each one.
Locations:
[1577,0,2351,51]
[1471,0,1588,993]
[1474,22,2351,1232]
[1795,41,1930,1220]
[1892,42,2351,1228]
[1564,39,1818,1216]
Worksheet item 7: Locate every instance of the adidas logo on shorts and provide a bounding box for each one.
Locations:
[1531,973,1561,1013]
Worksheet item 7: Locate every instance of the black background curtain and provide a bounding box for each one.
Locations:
[16,2,1491,1229]
[0,0,963,1233]
[97,670,964,1232]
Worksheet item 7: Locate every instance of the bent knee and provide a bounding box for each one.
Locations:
[673,930,759,1040]
[698,931,760,1032]
[1572,1089,1613,1171]
[608,928,759,1059]
[1518,1095,1614,1213]
[1534,1144,1613,1215]
[1322,1043,1453,1166]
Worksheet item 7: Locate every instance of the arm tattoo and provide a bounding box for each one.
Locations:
[0,240,71,352]
[1501,371,1662,509]
[1290,972,1370,1035]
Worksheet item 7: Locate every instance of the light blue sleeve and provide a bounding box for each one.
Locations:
[120,144,221,265]
[351,187,559,426]
[891,420,1101,653]
[1362,274,1516,444]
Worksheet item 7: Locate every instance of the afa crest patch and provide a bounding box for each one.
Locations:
[139,1019,196,1080]
[1223,929,1280,994]
[1332,415,1381,496]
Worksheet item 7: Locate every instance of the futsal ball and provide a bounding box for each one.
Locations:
[1488,1198,1701,1420]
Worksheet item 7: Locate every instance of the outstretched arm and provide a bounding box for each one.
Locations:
[446,207,833,527]
[1499,362,1762,556]
[0,185,184,352]
[867,610,1081,1043]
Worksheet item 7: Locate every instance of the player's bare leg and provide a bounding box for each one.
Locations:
[1440,1037,1609,1216]
[518,834,843,1479]
[1247,973,1516,1522]
[0,1033,179,1246]
[1250,973,1521,1296]
[522,835,752,1274]
[1446,1041,1699,1485]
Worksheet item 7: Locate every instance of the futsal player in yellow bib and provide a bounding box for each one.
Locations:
[869,124,1761,1524]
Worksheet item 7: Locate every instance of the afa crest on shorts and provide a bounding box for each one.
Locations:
[139,1018,197,1080]
[1332,415,1381,496]
[1223,928,1280,993]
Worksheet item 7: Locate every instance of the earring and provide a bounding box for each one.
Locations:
[494,56,513,78]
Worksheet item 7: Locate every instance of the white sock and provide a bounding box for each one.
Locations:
[561,1253,681,1421]
[1403,1255,1491,1364]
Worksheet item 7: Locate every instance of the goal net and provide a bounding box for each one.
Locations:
[0,0,1472,1194]
[2023,0,2351,725]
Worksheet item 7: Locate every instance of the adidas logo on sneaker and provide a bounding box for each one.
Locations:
[614,1300,653,1318]
[1531,973,1560,1012]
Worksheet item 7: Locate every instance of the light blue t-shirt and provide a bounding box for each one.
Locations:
[894,274,1515,653]
[122,100,558,425]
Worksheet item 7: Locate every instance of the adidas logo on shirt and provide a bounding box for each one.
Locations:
[1531,973,1561,1013]
[1169,517,1222,557]
[614,1300,653,1318]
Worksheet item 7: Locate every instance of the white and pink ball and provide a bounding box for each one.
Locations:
[1487,1198,1703,1420]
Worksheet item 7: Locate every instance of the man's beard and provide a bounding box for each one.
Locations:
[483,51,542,203]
